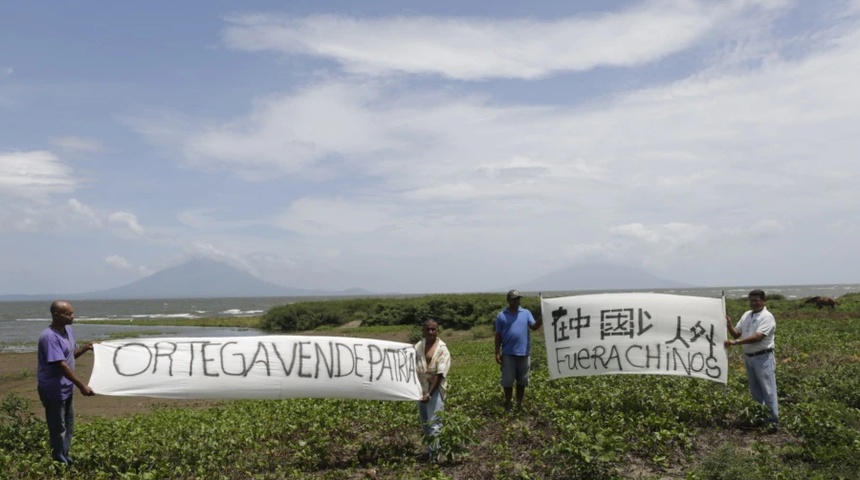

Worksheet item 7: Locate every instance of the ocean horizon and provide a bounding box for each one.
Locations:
[3,283,858,351]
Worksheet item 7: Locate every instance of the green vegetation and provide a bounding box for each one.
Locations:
[261,294,540,331]
[0,342,36,353]
[0,369,34,381]
[2,294,859,478]
[99,330,165,340]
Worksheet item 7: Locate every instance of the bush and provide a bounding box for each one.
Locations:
[0,394,43,454]
[260,294,542,332]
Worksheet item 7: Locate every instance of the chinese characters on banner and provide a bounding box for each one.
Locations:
[542,293,728,384]
[88,336,423,401]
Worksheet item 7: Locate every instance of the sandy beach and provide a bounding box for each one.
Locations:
[0,352,217,419]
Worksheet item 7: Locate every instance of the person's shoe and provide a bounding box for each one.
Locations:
[504,400,513,411]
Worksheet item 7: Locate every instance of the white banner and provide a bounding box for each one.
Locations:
[88,335,423,401]
[542,293,727,384]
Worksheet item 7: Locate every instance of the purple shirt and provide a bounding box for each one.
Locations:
[495,307,535,356]
[37,326,76,400]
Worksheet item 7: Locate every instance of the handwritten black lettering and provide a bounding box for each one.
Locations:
[200,342,220,377]
[106,339,420,387]
[353,343,364,378]
[315,342,334,379]
[297,341,312,378]
[153,341,176,376]
[113,343,152,377]
[555,342,724,380]
[220,341,246,376]
[334,342,354,377]
[245,342,272,377]
[368,344,383,381]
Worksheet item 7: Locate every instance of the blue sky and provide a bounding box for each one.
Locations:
[2,0,859,295]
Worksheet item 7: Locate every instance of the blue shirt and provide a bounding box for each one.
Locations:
[37,326,76,400]
[495,307,535,356]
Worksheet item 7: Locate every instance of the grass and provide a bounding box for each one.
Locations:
[0,342,37,353]
[2,294,859,478]
[0,369,34,381]
[98,330,166,340]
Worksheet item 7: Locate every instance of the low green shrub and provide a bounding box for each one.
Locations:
[260,294,541,332]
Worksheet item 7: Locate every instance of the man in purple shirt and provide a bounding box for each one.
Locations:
[37,300,95,465]
[494,289,542,411]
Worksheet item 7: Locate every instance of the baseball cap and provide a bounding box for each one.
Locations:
[506,289,522,300]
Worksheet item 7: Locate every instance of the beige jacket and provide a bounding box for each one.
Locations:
[414,338,451,399]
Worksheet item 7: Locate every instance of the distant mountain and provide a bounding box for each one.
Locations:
[515,262,693,292]
[53,258,374,300]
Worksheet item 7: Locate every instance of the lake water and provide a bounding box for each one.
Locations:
[2,284,858,352]
[0,296,292,351]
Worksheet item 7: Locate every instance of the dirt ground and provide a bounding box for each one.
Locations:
[0,352,220,420]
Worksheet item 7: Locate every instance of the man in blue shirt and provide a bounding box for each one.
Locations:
[494,289,542,411]
[37,301,95,465]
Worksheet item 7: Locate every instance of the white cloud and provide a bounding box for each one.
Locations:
[113,2,860,290]
[127,9,860,288]
[184,243,260,275]
[176,208,261,230]
[223,0,788,80]
[272,197,395,235]
[611,223,663,243]
[108,212,145,235]
[0,198,104,233]
[827,216,860,234]
[51,136,106,153]
[0,150,77,199]
[104,254,133,269]
[610,222,716,254]
[66,198,103,228]
[162,18,860,217]
[748,219,789,238]
[104,254,153,276]
[180,83,398,179]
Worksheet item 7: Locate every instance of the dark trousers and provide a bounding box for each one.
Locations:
[38,389,74,464]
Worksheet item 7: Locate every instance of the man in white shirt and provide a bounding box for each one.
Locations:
[725,289,778,428]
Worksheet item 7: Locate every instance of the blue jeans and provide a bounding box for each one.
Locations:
[417,390,444,456]
[743,352,779,424]
[38,390,74,464]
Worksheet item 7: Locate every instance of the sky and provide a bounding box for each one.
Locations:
[1,0,859,295]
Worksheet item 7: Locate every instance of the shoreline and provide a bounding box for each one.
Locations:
[0,352,219,419]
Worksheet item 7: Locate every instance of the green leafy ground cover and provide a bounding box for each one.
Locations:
[2,294,859,479]
[261,294,543,331]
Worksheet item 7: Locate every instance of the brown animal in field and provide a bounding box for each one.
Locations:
[805,296,838,309]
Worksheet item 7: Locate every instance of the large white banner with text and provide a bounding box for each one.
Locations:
[88,335,423,401]
[542,293,727,384]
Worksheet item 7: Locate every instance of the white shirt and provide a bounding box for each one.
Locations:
[737,306,776,354]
